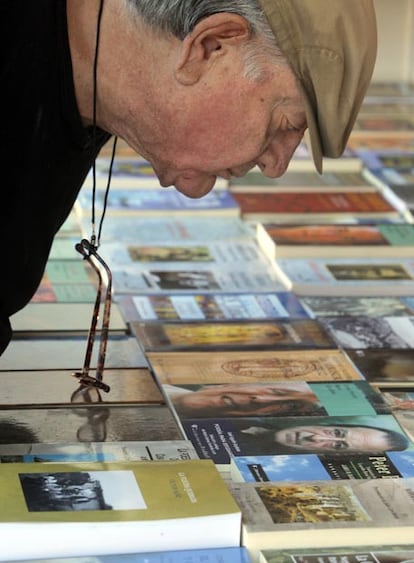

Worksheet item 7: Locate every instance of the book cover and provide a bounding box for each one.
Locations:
[229,478,414,553]
[76,188,240,217]
[147,349,364,385]
[0,368,163,407]
[117,292,310,323]
[256,223,414,260]
[17,547,252,563]
[230,191,401,222]
[112,264,286,294]
[357,148,414,171]
[0,440,198,464]
[259,544,414,563]
[319,316,414,349]
[162,380,390,421]
[300,295,414,318]
[181,414,412,465]
[229,170,373,189]
[0,336,148,371]
[0,405,183,445]
[0,459,241,560]
[346,348,414,386]
[273,257,414,296]
[95,216,254,244]
[131,319,334,352]
[352,114,414,136]
[230,449,414,482]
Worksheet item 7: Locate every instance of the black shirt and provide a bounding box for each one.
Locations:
[0,1,110,354]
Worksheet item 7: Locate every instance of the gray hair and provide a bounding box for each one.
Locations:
[124,0,287,79]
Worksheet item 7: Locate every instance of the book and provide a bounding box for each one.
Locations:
[256,222,414,260]
[100,238,266,267]
[0,336,148,371]
[116,292,310,323]
[112,264,286,294]
[0,459,241,560]
[75,188,240,217]
[94,216,255,244]
[230,190,402,223]
[299,295,414,318]
[345,349,414,387]
[0,405,183,444]
[230,449,414,482]
[161,380,390,421]
[17,546,252,563]
[318,316,414,349]
[147,349,364,385]
[367,168,414,210]
[228,478,414,554]
[0,368,163,407]
[287,142,362,173]
[272,257,414,296]
[350,114,414,137]
[180,414,412,465]
[82,156,229,190]
[0,440,199,463]
[356,148,414,171]
[10,302,128,337]
[130,319,334,352]
[258,544,414,563]
[229,170,374,190]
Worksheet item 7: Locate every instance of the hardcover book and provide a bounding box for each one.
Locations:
[229,478,414,553]
[130,319,334,352]
[0,459,241,560]
[147,349,364,385]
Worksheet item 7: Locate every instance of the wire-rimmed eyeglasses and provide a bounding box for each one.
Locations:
[71,238,112,403]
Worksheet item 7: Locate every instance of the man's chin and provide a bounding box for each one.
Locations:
[173,176,217,199]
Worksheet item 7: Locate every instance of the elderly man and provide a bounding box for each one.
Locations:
[0,0,377,355]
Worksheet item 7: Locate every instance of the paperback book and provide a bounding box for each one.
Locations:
[229,478,414,553]
[230,449,414,482]
[0,459,241,560]
[116,292,310,322]
[130,319,334,352]
[147,349,364,385]
[345,348,414,386]
[299,295,414,318]
[272,257,414,296]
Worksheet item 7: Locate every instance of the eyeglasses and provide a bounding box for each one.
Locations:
[71,238,112,403]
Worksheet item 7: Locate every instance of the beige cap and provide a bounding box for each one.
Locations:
[258,0,377,173]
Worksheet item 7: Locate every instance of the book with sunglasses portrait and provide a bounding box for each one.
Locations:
[258,543,414,563]
[0,459,241,561]
[147,348,364,386]
[256,222,414,260]
[130,319,334,352]
[82,156,230,191]
[0,440,199,464]
[0,405,183,445]
[228,477,414,555]
[317,316,414,350]
[0,336,148,371]
[10,302,128,338]
[298,295,414,319]
[271,257,414,296]
[75,187,240,218]
[229,449,414,484]
[16,547,253,563]
[0,368,164,408]
[177,414,413,466]
[116,291,310,323]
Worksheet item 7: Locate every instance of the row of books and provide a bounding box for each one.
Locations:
[1,80,414,563]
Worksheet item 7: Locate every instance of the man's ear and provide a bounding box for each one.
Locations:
[174,13,251,85]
